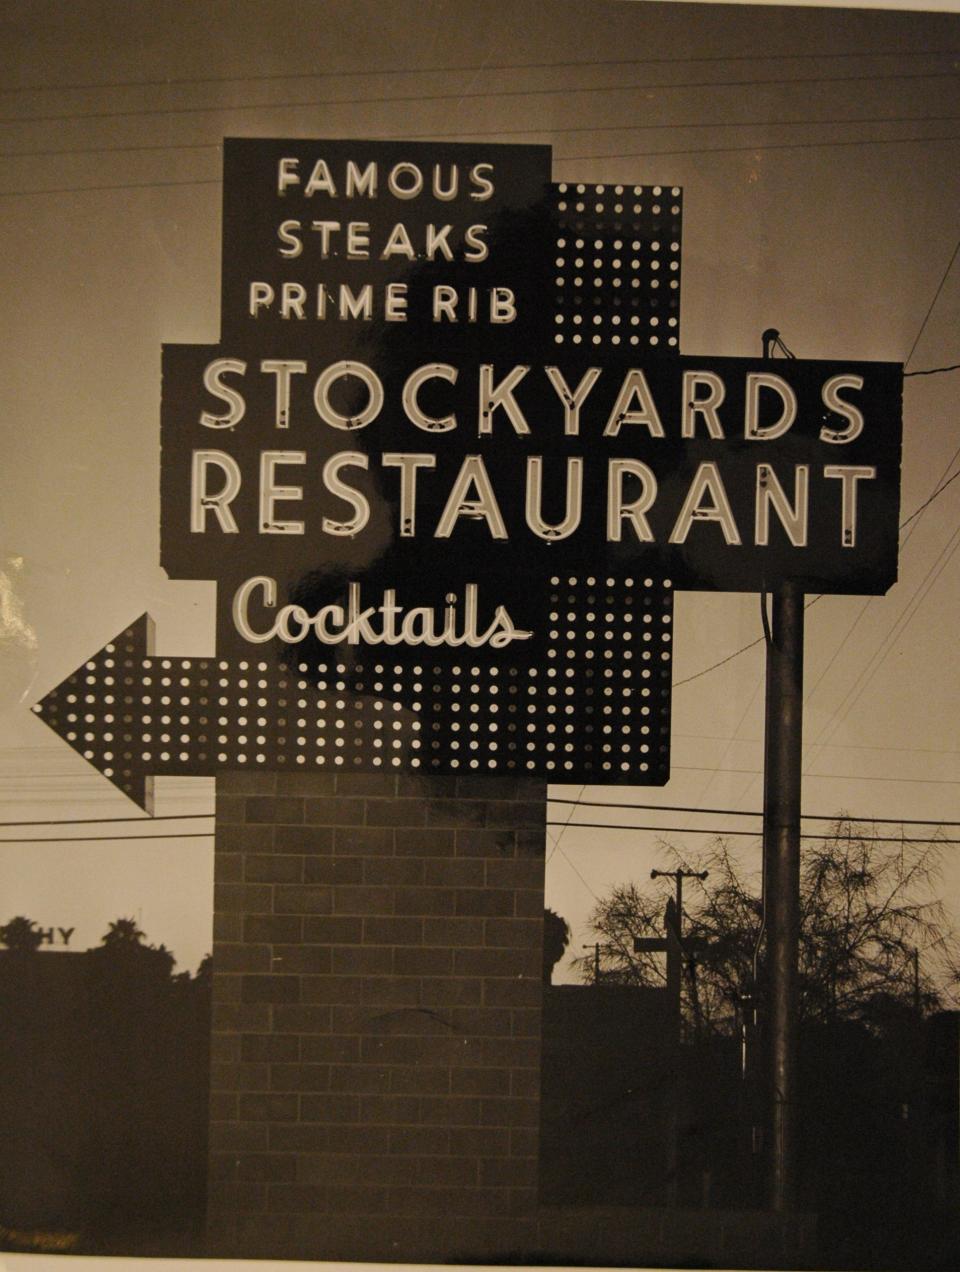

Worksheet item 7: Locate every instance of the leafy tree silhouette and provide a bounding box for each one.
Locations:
[80,920,205,1230]
[101,917,144,946]
[88,917,175,982]
[0,915,43,953]
[0,919,212,1242]
[543,908,571,984]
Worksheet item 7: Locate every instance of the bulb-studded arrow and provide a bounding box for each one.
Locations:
[32,613,672,813]
[34,616,161,813]
[30,615,439,813]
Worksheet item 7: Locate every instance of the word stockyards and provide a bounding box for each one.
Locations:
[187,357,880,551]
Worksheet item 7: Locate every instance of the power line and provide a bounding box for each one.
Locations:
[5,131,960,200]
[904,362,960,377]
[555,133,960,164]
[1,70,956,128]
[809,520,960,756]
[811,491,960,745]
[0,177,220,200]
[0,832,214,844]
[799,256,960,743]
[554,842,601,900]
[898,468,960,532]
[545,781,587,866]
[5,48,957,97]
[686,621,765,818]
[802,445,960,715]
[545,821,960,843]
[1,139,223,161]
[669,731,960,757]
[0,793,954,833]
[904,237,960,368]
[6,111,960,162]
[673,633,765,687]
[675,460,960,690]
[0,813,213,828]
[672,764,958,785]
[4,821,954,846]
[674,597,825,689]
[547,797,960,827]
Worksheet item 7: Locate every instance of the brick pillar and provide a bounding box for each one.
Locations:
[207,770,545,1261]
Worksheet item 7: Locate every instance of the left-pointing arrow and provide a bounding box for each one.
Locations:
[32,615,434,812]
[33,615,160,813]
[33,612,673,804]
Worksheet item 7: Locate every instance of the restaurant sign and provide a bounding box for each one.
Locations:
[35,139,902,807]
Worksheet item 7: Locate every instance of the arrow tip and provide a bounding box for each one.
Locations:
[33,615,156,815]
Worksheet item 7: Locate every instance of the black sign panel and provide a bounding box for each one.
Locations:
[150,137,905,790]
[161,347,903,608]
[218,138,555,355]
[35,137,904,800]
[153,137,702,787]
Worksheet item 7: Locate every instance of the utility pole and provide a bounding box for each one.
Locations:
[913,947,921,1013]
[582,942,604,983]
[651,867,710,1040]
[760,326,804,1213]
[644,867,708,1205]
[650,867,709,939]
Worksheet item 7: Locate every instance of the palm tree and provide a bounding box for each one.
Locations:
[0,915,44,952]
[101,917,145,947]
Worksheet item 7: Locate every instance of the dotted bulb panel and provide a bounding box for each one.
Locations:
[34,579,673,808]
[551,182,682,353]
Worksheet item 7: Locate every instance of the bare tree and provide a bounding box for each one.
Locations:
[573,820,959,1037]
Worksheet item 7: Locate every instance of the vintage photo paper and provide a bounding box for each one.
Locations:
[2,2,959,1269]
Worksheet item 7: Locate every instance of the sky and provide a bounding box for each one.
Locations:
[0,0,958,979]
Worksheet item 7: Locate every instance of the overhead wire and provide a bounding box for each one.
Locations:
[898,467,960,532]
[675,453,960,691]
[0,831,213,844]
[904,237,960,368]
[555,133,960,163]
[546,797,960,827]
[808,520,960,757]
[553,841,601,900]
[801,443,960,719]
[545,781,587,865]
[0,812,213,827]
[671,764,957,785]
[5,47,958,97]
[1,70,956,128]
[796,236,960,764]
[5,132,960,200]
[0,177,221,199]
[681,621,765,819]
[904,362,960,377]
[0,798,954,835]
[545,822,960,843]
[671,732,960,757]
[6,111,960,161]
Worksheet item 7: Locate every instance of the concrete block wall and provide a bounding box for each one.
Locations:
[207,769,546,1260]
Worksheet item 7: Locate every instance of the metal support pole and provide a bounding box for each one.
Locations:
[762,582,804,1211]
